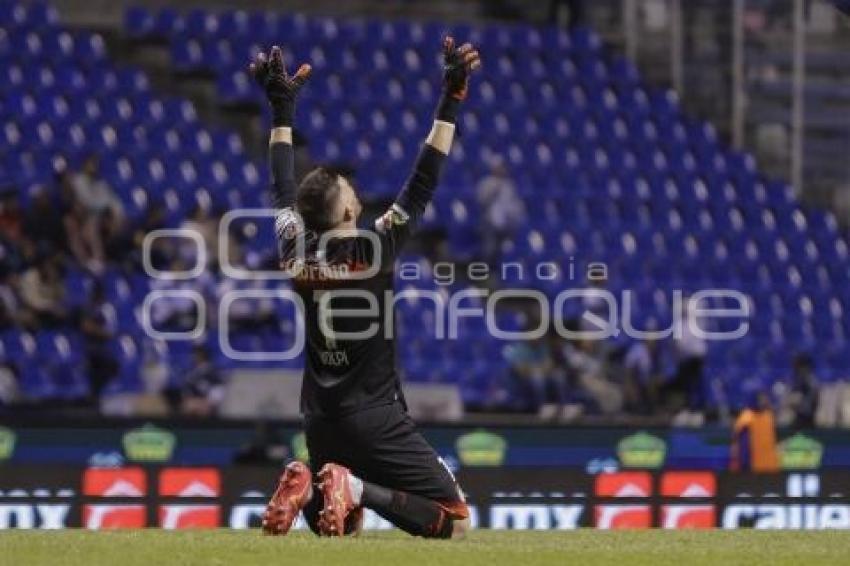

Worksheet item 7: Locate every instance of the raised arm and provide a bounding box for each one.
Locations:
[375,37,481,262]
[249,46,311,213]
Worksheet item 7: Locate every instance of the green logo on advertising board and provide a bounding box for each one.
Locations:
[291,431,309,463]
[455,430,507,466]
[617,431,666,469]
[123,424,176,462]
[779,433,823,470]
[0,426,15,460]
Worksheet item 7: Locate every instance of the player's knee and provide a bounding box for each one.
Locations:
[451,516,471,539]
[421,516,469,539]
[421,516,454,539]
[422,513,469,539]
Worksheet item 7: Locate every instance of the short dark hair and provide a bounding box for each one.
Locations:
[296,167,341,231]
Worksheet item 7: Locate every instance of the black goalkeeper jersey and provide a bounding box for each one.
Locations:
[269,138,446,417]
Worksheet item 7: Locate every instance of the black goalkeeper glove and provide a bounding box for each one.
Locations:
[249,45,312,128]
[436,36,481,123]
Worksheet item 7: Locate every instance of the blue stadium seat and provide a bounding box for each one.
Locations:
[0,1,845,407]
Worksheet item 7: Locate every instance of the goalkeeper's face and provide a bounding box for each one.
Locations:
[336,176,363,225]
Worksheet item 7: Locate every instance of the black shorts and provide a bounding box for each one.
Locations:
[304,401,466,516]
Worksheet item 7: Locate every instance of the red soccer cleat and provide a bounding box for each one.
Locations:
[344,506,364,537]
[317,463,357,536]
[262,461,312,536]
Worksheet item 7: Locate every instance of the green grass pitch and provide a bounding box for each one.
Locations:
[3,529,850,566]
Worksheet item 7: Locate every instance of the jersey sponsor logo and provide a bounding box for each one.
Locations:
[319,349,350,367]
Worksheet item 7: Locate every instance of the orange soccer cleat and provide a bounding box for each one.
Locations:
[262,461,313,536]
[317,463,358,536]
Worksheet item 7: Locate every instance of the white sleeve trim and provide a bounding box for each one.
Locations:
[374,203,410,234]
[426,120,455,155]
[270,127,293,145]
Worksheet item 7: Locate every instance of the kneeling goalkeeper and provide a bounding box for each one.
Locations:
[249,37,481,538]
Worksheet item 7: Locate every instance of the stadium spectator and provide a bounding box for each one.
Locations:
[128,202,169,271]
[18,255,69,327]
[580,272,613,338]
[70,155,124,272]
[561,337,624,415]
[476,159,526,262]
[0,189,24,246]
[665,299,708,426]
[0,233,25,279]
[730,391,779,473]
[504,325,567,418]
[549,0,585,27]
[0,360,19,406]
[140,339,170,396]
[777,354,820,428]
[215,277,277,332]
[505,333,556,414]
[180,203,218,265]
[23,185,67,256]
[80,282,118,398]
[100,206,136,265]
[0,283,16,330]
[148,268,210,333]
[622,335,666,415]
[546,329,584,421]
[180,346,226,417]
[61,173,101,271]
[0,271,34,329]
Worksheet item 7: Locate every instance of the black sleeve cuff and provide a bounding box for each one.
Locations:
[435,93,461,124]
[272,104,294,128]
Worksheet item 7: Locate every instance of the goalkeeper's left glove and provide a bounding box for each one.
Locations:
[436,36,481,123]
[249,45,312,127]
